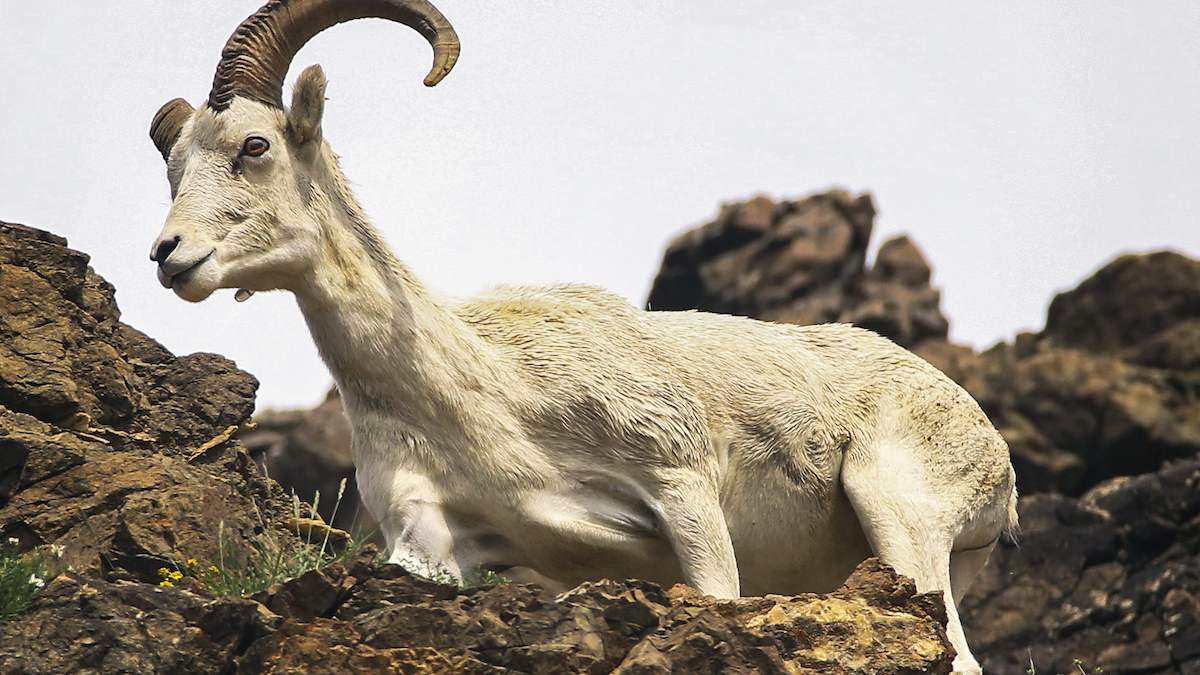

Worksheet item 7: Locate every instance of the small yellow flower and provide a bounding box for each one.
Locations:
[159,580,174,587]
[208,566,219,574]
[186,559,198,567]
[158,567,172,578]
[169,570,184,581]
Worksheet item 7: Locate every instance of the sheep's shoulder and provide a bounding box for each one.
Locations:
[452,283,643,342]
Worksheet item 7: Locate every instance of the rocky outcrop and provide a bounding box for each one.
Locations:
[961,457,1200,675]
[0,221,299,584]
[2,551,954,675]
[647,191,953,353]
[958,252,1200,495]
[0,220,958,673]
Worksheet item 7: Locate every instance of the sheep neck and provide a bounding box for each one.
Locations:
[290,161,511,455]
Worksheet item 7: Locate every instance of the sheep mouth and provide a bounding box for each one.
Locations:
[158,249,215,290]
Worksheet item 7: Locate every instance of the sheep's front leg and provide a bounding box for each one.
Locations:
[651,467,741,599]
[361,469,461,581]
[384,500,462,581]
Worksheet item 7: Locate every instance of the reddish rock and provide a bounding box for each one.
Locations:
[958,251,1200,495]
[646,190,950,350]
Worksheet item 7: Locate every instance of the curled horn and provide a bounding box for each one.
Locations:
[150,98,196,161]
[207,0,459,112]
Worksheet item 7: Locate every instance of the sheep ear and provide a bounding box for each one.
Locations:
[287,65,326,146]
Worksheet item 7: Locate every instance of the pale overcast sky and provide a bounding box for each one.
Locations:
[2,1,1197,410]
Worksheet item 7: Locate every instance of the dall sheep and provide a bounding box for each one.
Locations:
[147,1,1017,672]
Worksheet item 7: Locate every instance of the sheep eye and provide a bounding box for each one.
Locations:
[241,137,270,157]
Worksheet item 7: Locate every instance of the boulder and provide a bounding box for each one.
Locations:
[961,457,1200,675]
[646,190,951,352]
[1042,251,1200,354]
[0,572,277,675]
[0,220,305,582]
[959,252,1200,495]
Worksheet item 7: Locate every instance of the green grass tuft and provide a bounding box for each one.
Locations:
[158,478,375,597]
[0,538,63,620]
[429,566,512,590]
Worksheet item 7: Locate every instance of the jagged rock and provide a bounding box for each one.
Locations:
[0,220,301,583]
[1,410,264,582]
[1042,251,1200,354]
[646,190,951,351]
[0,549,953,674]
[0,223,256,446]
[960,457,1200,675]
[958,252,1200,495]
[243,554,955,674]
[0,571,277,675]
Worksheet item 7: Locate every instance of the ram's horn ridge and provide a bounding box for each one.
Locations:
[208,0,459,112]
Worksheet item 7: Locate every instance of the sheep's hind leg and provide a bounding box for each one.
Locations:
[840,445,982,675]
[649,467,741,599]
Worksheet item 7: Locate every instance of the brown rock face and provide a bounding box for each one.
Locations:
[2,552,953,675]
[0,224,255,441]
[961,457,1200,675]
[1043,251,1200,354]
[646,190,950,350]
[959,252,1200,495]
[0,220,295,582]
[0,572,278,674]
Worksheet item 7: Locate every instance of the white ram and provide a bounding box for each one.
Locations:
[147,2,1016,672]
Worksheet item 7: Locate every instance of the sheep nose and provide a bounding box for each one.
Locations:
[151,235,181,264]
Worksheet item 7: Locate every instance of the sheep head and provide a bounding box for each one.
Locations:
[148,0,458,302]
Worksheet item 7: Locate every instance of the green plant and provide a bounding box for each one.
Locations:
[0,538,63,620]
[429,565,511,590]
[464,567,512,588]
[158,479,373,597]
[1024,651,1101,675]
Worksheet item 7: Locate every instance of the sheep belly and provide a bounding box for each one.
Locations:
[722,475,873,596]
[465,485,685,590]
